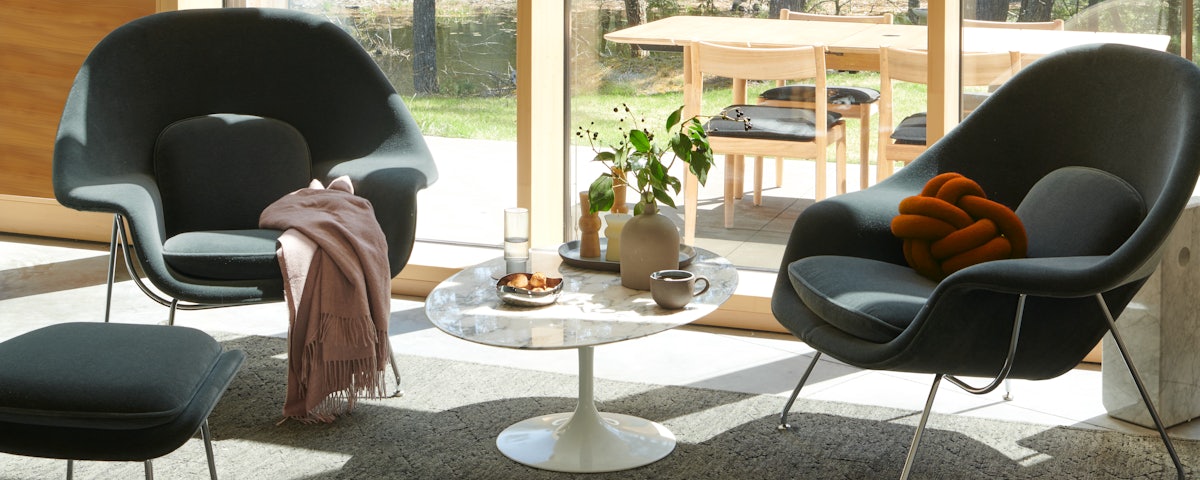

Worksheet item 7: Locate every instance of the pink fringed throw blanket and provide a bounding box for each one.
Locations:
[259,176,390,422]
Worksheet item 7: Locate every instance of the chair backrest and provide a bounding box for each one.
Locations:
[878,47,1021,148]
[781,10,894,24]
[963,18,1065,30]
[54,8,429,219]
[687,41,828,111]
[880,47,1022,87]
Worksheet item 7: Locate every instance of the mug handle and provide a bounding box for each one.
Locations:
[692,276,710,297]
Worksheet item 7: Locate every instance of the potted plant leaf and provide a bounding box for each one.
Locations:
[578,104,747,289]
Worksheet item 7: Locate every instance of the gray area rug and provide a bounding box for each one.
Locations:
[2,333,1195,479]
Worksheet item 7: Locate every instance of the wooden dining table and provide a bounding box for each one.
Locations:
[604,15,1170,71]
[604,15,1170,243]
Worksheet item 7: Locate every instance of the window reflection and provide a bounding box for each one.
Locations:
[269,1,520,247]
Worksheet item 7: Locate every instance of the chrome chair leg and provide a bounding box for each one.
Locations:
[168,299,179,326]
[144,459,153,480]
[778,352,822,430]
[384,340,404,397]
[899,374,943,480]
[104,215,121,324]
[201,418,218,480]
[1097,294,1186,479]
[1003,379,1013,401]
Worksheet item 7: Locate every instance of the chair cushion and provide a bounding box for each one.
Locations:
[0,322,225,430]
[163,229,283,280]
[1016,166,1146,258]
[153,113,312,236]
[891,112,927,145]
[758,85,881,105]
[789,256,937,343]
[705,104,843,142]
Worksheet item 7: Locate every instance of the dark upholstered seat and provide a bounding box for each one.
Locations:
[0,323,244,479]
[52,9,437,321]
[890,94,988,146]
[758,85,881,106]
[889,112,927,145]
[705,105,842,142]
[771,44,1200,479]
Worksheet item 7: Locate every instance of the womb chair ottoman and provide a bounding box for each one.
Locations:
[771,44,1200,479]
[0,322,245,479]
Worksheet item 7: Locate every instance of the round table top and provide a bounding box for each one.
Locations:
[424,247,738,350]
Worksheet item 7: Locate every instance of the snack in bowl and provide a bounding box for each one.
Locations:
[496,272,563,306]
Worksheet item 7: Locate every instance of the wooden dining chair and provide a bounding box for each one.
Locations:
[756,10,893,192]
[685,41,847,229]
[877,46,1021,179]
[963,18,1065,30]
[779,10,895,24]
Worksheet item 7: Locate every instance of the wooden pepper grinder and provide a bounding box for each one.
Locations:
[578,192,602,258]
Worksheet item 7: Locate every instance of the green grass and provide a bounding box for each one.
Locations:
[404,71,931,167]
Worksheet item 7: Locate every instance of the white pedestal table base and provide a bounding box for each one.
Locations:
[496,346,676,473]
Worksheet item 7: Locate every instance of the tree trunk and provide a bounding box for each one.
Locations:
[973,0,1010,21]
[413,0,438,94]
[1018,0,1055,22]
[1166,0,1182,55]
[769,0,805,19]
[624,0,648,57]
[907,0,922,23]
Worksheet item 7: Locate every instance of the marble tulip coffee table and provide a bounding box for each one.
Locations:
[424,248,736,473]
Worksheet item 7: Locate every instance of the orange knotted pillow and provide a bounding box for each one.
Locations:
[891,172,1027,281]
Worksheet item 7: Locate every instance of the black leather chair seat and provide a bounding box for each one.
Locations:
[758,85,881,105]
[705,104,843,142]
[891,112,926,145]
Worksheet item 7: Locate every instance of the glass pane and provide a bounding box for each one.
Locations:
[958,0,1180,117]
[260,1,520,247]
[571,2,924,271]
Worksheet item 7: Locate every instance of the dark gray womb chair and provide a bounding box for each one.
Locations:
[771,43,1200,479]
[53,8,438,323]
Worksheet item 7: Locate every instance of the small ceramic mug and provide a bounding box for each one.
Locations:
[649,270,711,310]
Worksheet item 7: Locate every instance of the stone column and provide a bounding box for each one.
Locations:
[1103,198,1200,428]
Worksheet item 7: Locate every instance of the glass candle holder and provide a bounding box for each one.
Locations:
[504,207,530,274]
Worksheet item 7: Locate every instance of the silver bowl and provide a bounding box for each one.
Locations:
[495,273,563,307]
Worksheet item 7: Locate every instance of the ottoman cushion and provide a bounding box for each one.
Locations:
[0,323,225,430]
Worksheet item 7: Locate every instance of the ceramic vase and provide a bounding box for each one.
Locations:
[610,168,629,214]
[578,192,602,258]
[604,213,632,262]
[620,203,680,290]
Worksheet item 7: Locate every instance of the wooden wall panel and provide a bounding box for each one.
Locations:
[0,1,156,198]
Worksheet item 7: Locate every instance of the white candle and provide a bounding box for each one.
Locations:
[604,213,632,262]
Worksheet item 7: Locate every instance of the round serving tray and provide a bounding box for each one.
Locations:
[558,239,697,272]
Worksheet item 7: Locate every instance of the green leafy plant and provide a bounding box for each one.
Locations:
[579,104,747,215]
